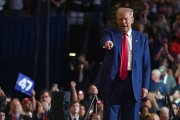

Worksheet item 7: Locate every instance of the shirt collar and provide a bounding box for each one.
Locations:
[126,29,132,37]
[70,113,79,119]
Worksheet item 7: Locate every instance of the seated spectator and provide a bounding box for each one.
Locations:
[159,65,176,94]
[149,69,167,108]
[8,0,24,16]
[145,113,160,120]
[79,104,85,118]
[172,102,179,116]
[140,105,151,120]
[158,107,169,120]
[0,96,6,112]
[171,90,180,107]
[0,0,5,15]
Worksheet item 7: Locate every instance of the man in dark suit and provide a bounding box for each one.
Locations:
[68,101,83,120]
[95,7,151,120]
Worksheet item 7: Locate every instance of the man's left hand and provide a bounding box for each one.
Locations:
[141,88,148,98]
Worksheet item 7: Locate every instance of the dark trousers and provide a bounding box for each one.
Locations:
[103,72,139,120]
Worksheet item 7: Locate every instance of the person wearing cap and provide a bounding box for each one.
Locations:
[21,98,33,118]
[95,7,151,120]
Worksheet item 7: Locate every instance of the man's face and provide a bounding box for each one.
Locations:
[88,85,98,95]
[22,101,33,112]
[159,110,169,120]
[116,11,133,33]
[40,92,51,104]
[10,99,22,114]
[70,103,80,114]
[151,71,160,82]
[173,90,180,99]
[79,105,85,116]
[0,112,5,120]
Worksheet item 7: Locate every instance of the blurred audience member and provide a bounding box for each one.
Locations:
[70,81,85,103]
[35,101,51,120]
[159,107,169,120]
[0,110,5,120]
[173,0,180,13]
[159,65,176,94]
[149,69,167,108]
[171,90,180,107]
[6,98,31,120]
[21,98,33,118]
[140,105,151,120]
[145,113,160,120]
[155,40,174,64]
[149,69,167,95]
[39,90,51,110]
[79,104,85,118]
[0,0,5,15]
[8,0,24,16]
[51,0,66,16]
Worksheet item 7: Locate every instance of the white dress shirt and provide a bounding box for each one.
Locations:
[126,29,132,70]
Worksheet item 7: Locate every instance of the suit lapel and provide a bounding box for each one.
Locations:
[132,30,139,68]
[114,32,122,56]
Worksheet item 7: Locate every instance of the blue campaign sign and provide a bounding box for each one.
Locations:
[15,73,34,96]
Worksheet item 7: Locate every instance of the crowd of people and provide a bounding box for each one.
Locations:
[68,0,180,119]
[0,0,179,120]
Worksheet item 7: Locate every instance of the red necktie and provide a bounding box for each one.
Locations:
[12,115,16,120]
[119,33,128,80]
[43,114,49,120]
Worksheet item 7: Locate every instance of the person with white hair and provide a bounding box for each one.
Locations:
[159,107,169,120]
[149,69,167,94]
[149,69,167,108]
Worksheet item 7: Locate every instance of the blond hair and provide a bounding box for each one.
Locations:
[116,7,134,17]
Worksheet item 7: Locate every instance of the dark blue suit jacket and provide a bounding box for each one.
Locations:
[95,27,151,102]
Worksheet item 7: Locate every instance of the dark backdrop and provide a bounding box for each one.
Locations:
[0,16,68,98]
